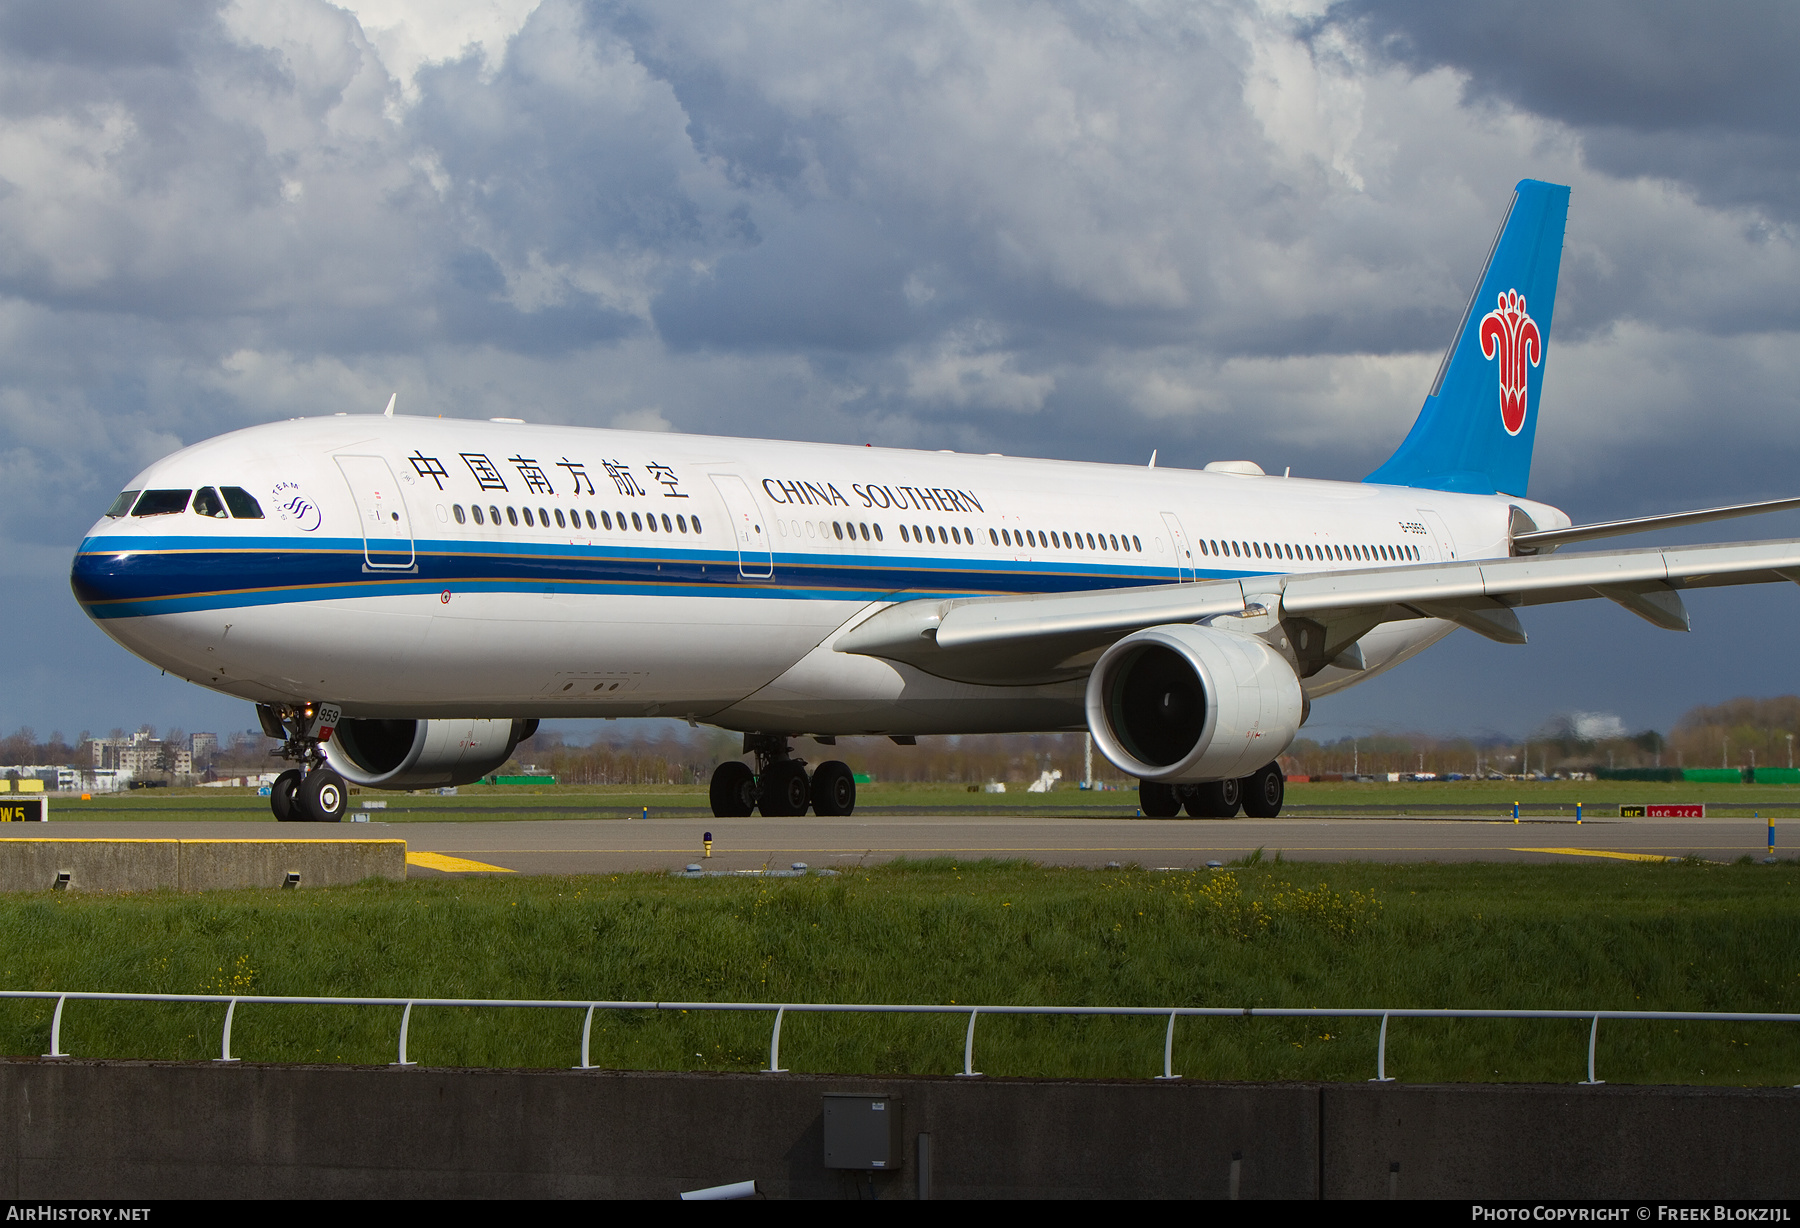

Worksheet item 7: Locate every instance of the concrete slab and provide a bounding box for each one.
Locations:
[0,839,407,892]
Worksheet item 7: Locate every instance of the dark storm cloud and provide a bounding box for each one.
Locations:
[0,0,221,69]
[1327,0,1800,217]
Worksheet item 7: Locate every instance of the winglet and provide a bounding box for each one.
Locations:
[383,393,397,418]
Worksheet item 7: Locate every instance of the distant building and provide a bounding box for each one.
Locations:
[89,731,192,781]
[189,732,219,766]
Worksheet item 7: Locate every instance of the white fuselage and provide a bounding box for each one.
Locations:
[71,415,1568,735]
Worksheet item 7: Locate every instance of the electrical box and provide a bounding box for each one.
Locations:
[822,1093,902,1170]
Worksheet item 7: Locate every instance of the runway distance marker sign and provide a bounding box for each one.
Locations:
[1618,804,1705,818]
[0,797,48,821]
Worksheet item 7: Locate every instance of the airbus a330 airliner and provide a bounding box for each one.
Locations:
[70,180,1800,822]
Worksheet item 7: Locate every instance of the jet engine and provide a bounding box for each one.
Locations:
[323,718,538,789]
[1085,624,1303,783]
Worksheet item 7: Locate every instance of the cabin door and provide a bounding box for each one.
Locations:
[711,475,774,579]
[335,455,416,569]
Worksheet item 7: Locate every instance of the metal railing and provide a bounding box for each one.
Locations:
[3,990,1796,1085]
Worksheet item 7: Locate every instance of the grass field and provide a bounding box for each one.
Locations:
[2,857,1797,1086]
[41,777,1800,821]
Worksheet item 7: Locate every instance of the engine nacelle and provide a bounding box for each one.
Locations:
[1085,624,1303,783]
[323,718,537,789]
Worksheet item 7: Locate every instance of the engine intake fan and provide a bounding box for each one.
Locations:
[1085,624,1303,783]
[324,717,537,789]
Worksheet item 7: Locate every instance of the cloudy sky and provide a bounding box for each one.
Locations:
[4,0,1798,745]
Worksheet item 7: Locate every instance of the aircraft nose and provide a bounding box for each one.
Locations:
[70,542,157,616]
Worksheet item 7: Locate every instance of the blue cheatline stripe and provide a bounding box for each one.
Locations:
[72,532,1278,618]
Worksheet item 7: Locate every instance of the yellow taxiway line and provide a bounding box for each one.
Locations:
[1511,847,1674,863]
[406,851,514,874]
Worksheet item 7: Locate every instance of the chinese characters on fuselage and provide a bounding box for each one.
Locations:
[407,451,687,500]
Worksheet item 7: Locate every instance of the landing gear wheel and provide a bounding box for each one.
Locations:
[1186,777,1243,818]
[1138,780,1180,817]
[297,768,347,823]
[270,769,302,822]
[709,761,756,818]
[1241,763,1285,818]
[759,760,811,816]
[811,761,857,817]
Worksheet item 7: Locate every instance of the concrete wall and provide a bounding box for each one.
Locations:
[0,839,406,891]
[0,1060,1794,1199]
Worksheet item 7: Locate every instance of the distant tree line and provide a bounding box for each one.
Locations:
[12,694,1800,785]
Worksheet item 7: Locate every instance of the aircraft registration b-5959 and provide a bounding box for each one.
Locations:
[71,180,1800,822]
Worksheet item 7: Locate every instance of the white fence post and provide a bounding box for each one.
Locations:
[1370,1012,1395,1082]
[1155,1011,1180,1080]
[43,994,67,1059]
[959,1008,982,1077]
[393,1001,417,1067]
[575,1004,596,1070]
[763,1006,788,1073]
[215,998,240,1063]
[1581,1014,1604,1085]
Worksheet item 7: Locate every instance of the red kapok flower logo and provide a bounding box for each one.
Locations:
[1479,288,1541,437]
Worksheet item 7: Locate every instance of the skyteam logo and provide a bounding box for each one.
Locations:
[1479,288,1541,437]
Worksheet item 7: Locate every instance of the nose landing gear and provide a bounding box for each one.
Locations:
[707,733,859,818]
[258,702,349,823]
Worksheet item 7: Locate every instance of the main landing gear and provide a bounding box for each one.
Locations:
[257,702,350,824]
[1138,762,1285,819]
[709,734,859,818]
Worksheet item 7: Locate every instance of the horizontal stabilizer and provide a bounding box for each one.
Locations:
[1514,496,1800,551]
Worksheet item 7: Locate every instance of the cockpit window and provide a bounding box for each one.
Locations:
[192,487,229,518]
[105,490,141,518]
[131,489,192,517]
[221,486,264,519]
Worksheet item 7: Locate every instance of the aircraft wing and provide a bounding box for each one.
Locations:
[834,538,1800,686]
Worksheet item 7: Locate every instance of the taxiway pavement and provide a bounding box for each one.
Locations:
[7,812,1785,875]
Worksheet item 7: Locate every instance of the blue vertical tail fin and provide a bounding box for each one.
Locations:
[1365,179,1570,497]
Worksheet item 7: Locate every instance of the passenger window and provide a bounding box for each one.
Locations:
[555,509,566,528]
[538,507,549,526]
[662,514,673,533]
[220,487,263,518]
[676,515,688,534]
[832,522,844,540]
[902,525,912,542]
[472,506,485,525]
[523,508,535,527]
[507,507,519,526]
[132,489,192,517]
[453,505,467,525]
[600,511,612,529]
[1133,535,1142,552]
[192,487,228,519]
[631,512,643,531]
[873,524,883,542]
[691,515,702,534]
[105,490,140,518]
[647,513,658,532]
[586,510,597,530]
